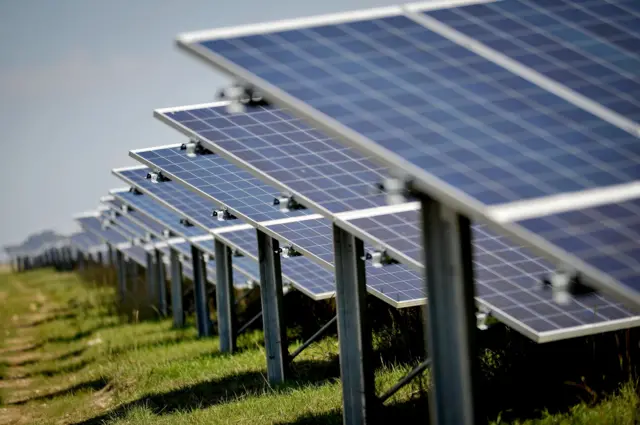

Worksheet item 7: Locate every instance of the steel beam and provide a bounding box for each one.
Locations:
[333,224,375,425]
[421,195,481,425]
[215,239,237,353]
[191,245,213,337]
[169,247,185,328]
[115,249,127,303]
[257,229,288,384]
[154,249,168,317]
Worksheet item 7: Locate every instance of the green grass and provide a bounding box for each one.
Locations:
[0,268,638,425]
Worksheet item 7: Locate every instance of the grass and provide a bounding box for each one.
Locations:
[0,267,638,425]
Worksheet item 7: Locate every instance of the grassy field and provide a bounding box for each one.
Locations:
[0,267,638,425]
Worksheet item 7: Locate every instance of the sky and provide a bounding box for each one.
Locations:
[0,0,401,259]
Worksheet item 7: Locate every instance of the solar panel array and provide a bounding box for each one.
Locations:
[175,0,640,310]
[8,0,639,346]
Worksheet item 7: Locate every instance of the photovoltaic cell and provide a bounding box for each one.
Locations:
[189,15,640,206]
[517,198,640,293]
[132,145,314,221]
[346,209,640,340]
[423,0,640,124]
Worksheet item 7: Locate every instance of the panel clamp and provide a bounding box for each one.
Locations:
[217,82,269,114]
[180,139,213,157]
[542,267,595,305]
[275,245,302,258]
[362,249,398,268]
[273,193,307,213]
[372,176,411,205]
[146,170,170,184]
[212,208,237,221]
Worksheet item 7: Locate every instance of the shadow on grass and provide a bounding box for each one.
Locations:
[9,377,109,405]
[11,348,86,367]
[43,321,121,345]
[0,342,45,354]
[274,398,429,425]
[16,312,78,329]
[70,357,341,425]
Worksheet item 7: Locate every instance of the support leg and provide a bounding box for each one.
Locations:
[115,249,127,303]
[155,249,168,317]
[170,248,185,328]
[257,230,287,384]
[146,251,158,310]
[215,239,237,353]
[191,245,213,337]
[333,224,375,425]
[421,195,481,425]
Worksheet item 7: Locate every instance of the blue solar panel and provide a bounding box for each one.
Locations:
[187,14,640,206]
[136,134,389,215]
[112,190,205,239]
[76,216,128,245]
[170,240,193,258]
[128,209,168,238]
[517,198,640,292]
[111,213,150,241]
[214,227,334,298]
[346,208,640,339]
[132,145,314,221]
[114,167,225,237]
[423,0,640,124]
[122,245,147,268]
[70,232,102,253]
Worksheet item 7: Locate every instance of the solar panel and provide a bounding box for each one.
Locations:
[516,197,640,293]
[421,0,640,127]
[69,232,103,253]
[114,166,248,233]
[121,245,147,268]
[131,143,419,268]
[112,189,204,239]
[113,166,320,293]
[213,227,334,299]
[107,210,150,241]
[133,140,390,214]
[347,208,640,341]
[76,215,128,245]
[131,144,314,220]
[175,5,640,307]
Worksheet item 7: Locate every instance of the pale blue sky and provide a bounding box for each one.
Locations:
[0,0,400,257]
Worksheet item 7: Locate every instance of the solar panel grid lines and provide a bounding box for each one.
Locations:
[109,189,171,238]
[345,208,640,341]
[130,145,369,268]
[102,205,150,241]
[212,226,335,299]
[140,126,421,269]
[113,165,317,292]
[175,9,640,308]
[112,166,212,238]
[130,144,314,221]
[102,211,147,242]
[516,197,640,293]
[114,166,229,233]
[409,0,640,135]
[76,215,129,246]
[145,113,393,215]
[110,188,205,239]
